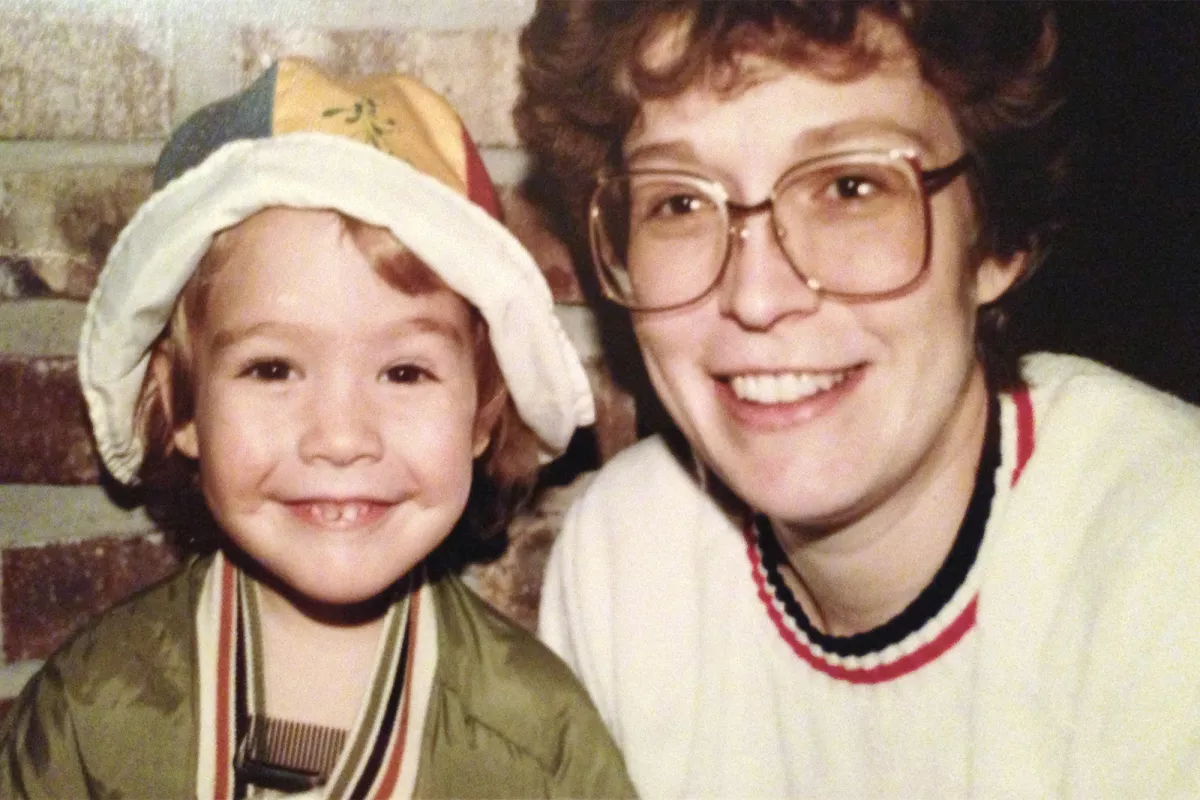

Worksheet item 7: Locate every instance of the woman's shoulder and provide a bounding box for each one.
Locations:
[587,434,690,492]
[1005,354,1200,618]
[1021,352,1200,444]
[561,434,737,565]
[1016,353,1200,515]
[572,434,719,530]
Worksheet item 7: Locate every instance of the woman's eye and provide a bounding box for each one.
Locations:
[652,193,708,218]
[385,364,431,384]
[242,360,293,381]
[829,175,879,201]
[631,183,717,225]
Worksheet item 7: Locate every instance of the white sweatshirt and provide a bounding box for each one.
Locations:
[540,353,1200,798]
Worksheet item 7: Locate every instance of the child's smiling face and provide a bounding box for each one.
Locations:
[171,207,490,611]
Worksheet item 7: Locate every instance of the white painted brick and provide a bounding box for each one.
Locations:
[13,0,535,32]
[0,486,156,548]
[0,13,171,140]
[0,660,42,700]
[0,299,85,356]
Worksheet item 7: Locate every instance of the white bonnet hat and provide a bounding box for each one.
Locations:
[78,57,594,484]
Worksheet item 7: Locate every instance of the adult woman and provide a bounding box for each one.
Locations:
[515,2,1200,796]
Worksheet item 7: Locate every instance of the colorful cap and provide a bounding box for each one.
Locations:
[79,57,595,484]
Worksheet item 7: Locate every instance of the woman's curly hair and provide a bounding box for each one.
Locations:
[515,0,1073,385]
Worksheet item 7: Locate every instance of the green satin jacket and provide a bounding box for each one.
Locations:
[0,557,635,798]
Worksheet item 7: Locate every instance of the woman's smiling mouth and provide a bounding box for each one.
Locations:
[728,368,857,404]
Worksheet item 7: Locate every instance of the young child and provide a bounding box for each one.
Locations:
[0,58,633,798]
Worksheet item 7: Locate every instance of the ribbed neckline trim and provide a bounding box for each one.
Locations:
[745,393,1011,684]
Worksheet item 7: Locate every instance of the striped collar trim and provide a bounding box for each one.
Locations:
[745,387,1036,684]
[194,553,438,798]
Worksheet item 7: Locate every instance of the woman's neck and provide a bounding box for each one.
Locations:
[772,369,992,637]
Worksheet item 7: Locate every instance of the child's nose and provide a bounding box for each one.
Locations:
[298,381,385,465]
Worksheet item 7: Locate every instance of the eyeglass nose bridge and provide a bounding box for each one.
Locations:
[727,196,772,242]
[725,196,825,294]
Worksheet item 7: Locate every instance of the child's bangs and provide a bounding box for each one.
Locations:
[345,216,448,296]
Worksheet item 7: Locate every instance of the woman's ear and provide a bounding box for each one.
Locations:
[974,250,1029,306]
[173,422,199,460]
[150,349,198,459]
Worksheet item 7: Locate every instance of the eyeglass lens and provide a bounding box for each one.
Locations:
[590,153,929,310]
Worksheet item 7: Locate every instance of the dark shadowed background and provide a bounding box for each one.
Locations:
[1011,2,1200,403]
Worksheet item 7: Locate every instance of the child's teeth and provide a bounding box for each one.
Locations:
[313,503,363,523]
[730,370,849,404]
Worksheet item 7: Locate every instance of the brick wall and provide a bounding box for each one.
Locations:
[0,0,637,713]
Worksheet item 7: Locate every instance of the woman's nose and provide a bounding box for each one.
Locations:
[717,212,821,329]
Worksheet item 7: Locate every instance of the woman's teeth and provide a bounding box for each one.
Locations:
[730,370,850,404]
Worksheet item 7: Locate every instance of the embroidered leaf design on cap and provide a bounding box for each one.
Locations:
[322,97,397,151]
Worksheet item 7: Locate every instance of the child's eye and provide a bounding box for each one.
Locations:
[241,360,294,381]
[384,364,433,384]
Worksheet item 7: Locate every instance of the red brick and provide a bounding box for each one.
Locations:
[53,169,153,295]
[3,536,180,661]
[0,355,99,485]
[471,523,554,633]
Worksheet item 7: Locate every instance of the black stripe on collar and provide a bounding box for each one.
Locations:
[756,393,1000,658]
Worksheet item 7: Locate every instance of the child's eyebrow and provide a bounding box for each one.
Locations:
[209,321,296,355]
[208,317,467,355]
[392,316,468,347]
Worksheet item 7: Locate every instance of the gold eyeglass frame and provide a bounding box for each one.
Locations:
[587,148,972,313]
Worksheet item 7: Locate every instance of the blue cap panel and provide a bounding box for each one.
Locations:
[153,63,279,190]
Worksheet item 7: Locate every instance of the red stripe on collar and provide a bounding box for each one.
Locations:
[368,591,421,799]
[1011,385,1035,487]
[743,524,977,684]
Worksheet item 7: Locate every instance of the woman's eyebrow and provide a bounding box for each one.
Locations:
[625,118,937,167]
[624,138,699,166]
[790,118,936,155]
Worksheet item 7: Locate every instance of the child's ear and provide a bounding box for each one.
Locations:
[472,388,507,459]
[150,349,199,459]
